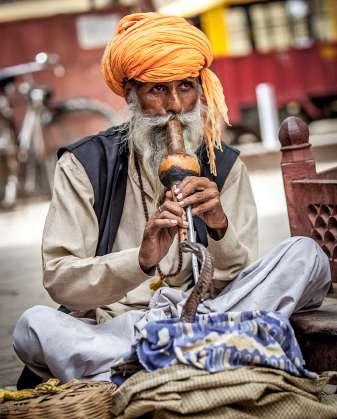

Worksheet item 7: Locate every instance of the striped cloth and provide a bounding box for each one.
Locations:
[137,311,316,378]
[110,365,337,419]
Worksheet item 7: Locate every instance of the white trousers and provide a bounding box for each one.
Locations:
[13,237,331,382]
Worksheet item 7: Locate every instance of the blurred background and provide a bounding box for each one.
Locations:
[0,0,336,386]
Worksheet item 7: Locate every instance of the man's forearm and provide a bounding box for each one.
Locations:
[207,213,228,241]
[43,248,153,311]
[207,219,251,287]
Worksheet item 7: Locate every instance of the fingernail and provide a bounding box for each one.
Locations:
[176,193,183,201]
[171,219,178,224]
[174,187,180,194]
[183,221,188,227]
[178,201,184,206]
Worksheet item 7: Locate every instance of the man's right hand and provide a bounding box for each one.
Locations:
[139,200,187,272]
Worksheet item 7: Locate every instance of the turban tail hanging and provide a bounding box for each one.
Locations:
[101,12,229,175]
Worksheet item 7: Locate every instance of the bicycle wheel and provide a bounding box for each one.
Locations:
[41,98,115,194]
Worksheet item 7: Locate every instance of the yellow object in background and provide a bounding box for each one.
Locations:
[327,0,337,42]
[320,45,337,61]
[200,6,229,57]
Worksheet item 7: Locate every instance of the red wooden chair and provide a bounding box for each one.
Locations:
[279,116,337,373]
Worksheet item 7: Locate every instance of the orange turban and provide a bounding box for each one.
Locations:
[101,12,229,175]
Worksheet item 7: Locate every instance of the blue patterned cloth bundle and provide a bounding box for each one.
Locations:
[137,311,317,378]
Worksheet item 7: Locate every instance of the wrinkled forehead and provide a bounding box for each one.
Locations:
[124,77,200,95]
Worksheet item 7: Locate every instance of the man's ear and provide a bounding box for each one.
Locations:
[197,77,206,106]
[124,80,135,103]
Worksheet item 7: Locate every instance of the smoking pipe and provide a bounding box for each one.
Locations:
[158,118,200,283]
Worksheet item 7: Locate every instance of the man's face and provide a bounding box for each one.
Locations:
[126,78,200,116]
[126,77,204,203]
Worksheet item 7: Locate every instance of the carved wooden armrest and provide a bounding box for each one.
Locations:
[278,117,337,281]
[317,167,337,181]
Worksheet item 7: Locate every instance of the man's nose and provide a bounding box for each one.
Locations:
[166,91,183,114]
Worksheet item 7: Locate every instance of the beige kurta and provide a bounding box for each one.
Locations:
[42,150,258,318]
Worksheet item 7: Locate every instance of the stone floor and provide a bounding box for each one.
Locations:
[0,201,57,387]
[0,143,336,386]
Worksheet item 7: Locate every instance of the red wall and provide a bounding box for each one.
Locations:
[0,7,131,119]
[213,44,337,124]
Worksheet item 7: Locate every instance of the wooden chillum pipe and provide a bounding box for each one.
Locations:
[158,118,201,189]
[158,118,201,282]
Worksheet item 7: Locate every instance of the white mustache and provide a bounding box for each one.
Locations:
[140,109,202,128]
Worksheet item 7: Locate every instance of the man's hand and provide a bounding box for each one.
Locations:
[139,200,187,271]
[166,176,228,240]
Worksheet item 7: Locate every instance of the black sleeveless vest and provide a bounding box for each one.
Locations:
[58,124,239,256]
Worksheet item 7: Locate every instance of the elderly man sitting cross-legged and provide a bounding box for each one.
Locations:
[13,12,330,384]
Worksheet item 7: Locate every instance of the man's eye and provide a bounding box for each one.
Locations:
[179,81,193,91]
[151,84,167,93]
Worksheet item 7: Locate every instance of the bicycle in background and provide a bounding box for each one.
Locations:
[0,52,114,208]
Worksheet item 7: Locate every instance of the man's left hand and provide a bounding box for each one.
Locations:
[165,176,228,239]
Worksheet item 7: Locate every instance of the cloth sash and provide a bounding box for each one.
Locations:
[137,310,317,379]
